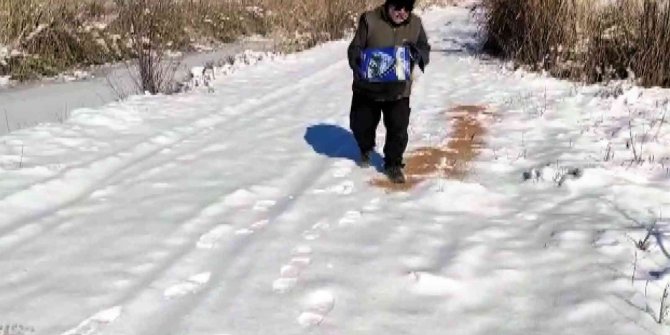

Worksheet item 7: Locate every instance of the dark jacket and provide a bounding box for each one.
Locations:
[347,5,431,101]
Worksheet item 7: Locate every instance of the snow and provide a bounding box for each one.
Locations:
[1,5,670,335]
[0,44,8,87]
[0,43,8,64]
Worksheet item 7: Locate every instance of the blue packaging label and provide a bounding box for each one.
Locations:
[359,46,411,82]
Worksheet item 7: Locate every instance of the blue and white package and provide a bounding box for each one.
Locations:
[359,46,411,82]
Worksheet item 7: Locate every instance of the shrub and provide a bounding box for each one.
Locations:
[482,0,670,87]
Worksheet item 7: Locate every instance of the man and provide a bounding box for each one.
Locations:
[347,0,430,184]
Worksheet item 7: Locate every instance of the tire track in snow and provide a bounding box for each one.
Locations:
[270,163,360,295]
[52,63,354,334]
[0,69,350,280]
[0,97,218,202]
[196,161,380,330]
[94,150,352,334]
[122,131,371,334]
[104,63,344,188]
[3,54,352,334]
[0,59,348,255]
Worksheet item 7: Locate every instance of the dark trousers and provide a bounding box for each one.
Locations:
[349,93,411,167]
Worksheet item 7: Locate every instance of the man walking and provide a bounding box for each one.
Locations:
[348,0,431,184]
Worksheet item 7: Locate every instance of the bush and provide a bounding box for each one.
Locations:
[0,0,114,78]
[634,0,670,86]
[482,0,670,87]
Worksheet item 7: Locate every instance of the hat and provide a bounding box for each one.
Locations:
[385,0,416,10]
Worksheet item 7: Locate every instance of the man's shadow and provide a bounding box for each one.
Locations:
[304,124,384,172]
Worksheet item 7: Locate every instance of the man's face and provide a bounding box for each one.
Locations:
[388,3,411,24]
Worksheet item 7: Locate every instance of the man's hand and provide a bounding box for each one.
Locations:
[404,41,420,62]
[403,41,425,72]
[403,27,431,72]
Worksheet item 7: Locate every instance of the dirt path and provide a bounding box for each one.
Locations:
[372,105,489,191]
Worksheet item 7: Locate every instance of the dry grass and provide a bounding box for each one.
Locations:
[239,0,451,51]
[264,0,378,51]
[0,0,386,81]
[116,0,181,94]
[482,0,670,87]
[634,1,670,87]
[0,0,453,82]
[0,0,121,79]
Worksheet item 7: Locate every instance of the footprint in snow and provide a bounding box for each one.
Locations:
[224,189,256,207]
[312,220,331,231]
[301,219,330,234]
[407,271,461,297]
[313,180,354,195]
[61,306,122,335]
[302,230,320,241]
[297,290,335,328]
[272,277,298,294]
[338,210,362,226]
[272,256,312,294]
[362,198,381,211]
[197,225,233,249]
[293,245,313,256]
[237,219,271,236]
[331,163,353,178]
[253,199,277,212]
[554,230,592,249]
[251,219,269,230]
[235,228,254,236]
[164,272,211,299]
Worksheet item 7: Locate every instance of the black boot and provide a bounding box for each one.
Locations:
[358,150,372,168]
[384,165,406,184]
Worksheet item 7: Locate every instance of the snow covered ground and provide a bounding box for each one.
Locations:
[2,5,670,335]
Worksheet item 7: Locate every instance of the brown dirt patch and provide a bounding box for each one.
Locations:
[371,105,489,192]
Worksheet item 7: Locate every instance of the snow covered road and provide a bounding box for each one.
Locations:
[1,6,670,335]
